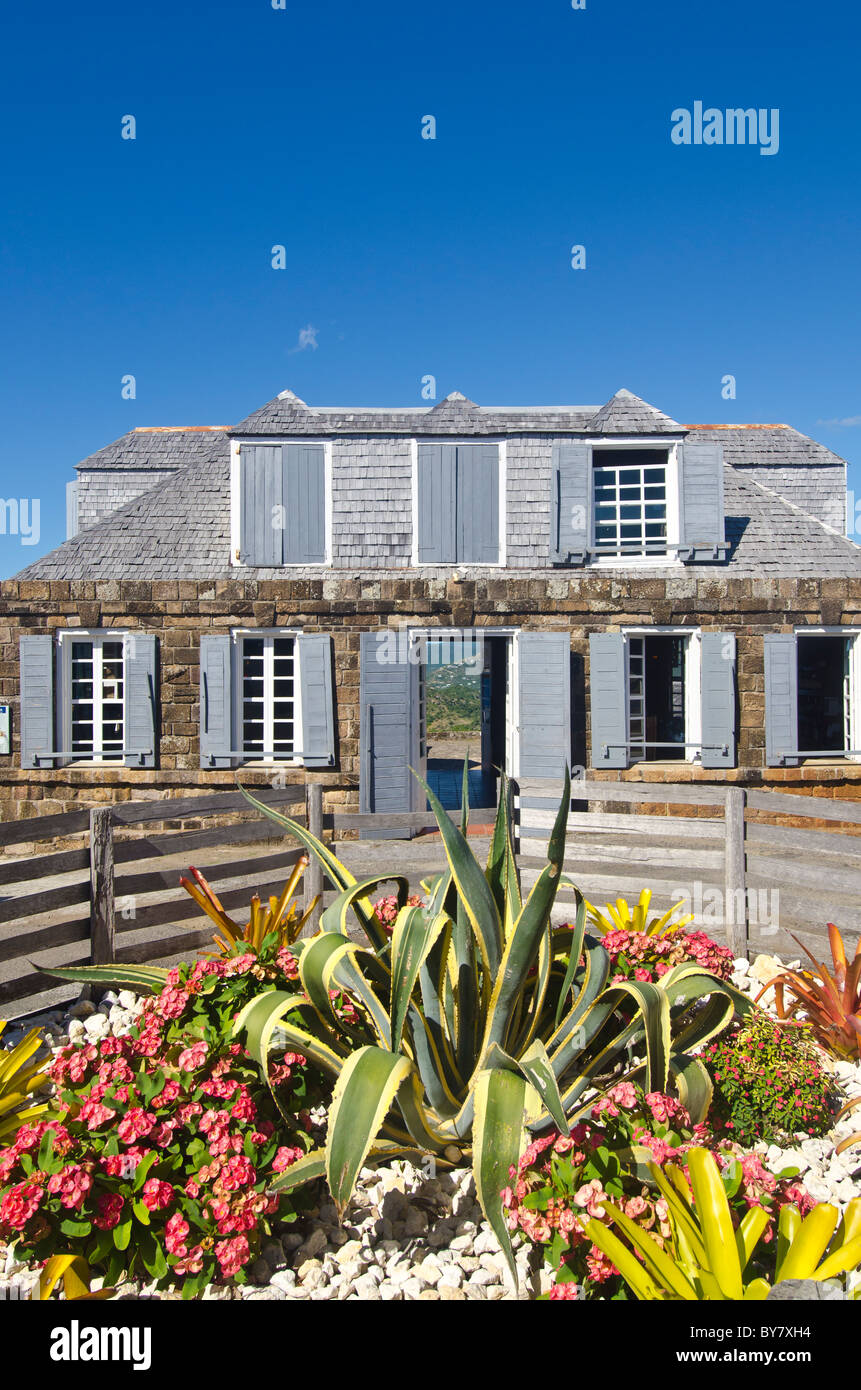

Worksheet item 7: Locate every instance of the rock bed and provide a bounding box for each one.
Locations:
[2,952,860,1301]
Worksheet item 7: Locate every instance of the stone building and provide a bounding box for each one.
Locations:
[2,386,861,829]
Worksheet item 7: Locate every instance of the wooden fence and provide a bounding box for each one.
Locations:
[0,786,310,1019]
[0,785,500,1020]
[517,778,861,961]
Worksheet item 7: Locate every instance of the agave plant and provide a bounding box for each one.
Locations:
[232,766,755,1285]
[585,888,694,939]
[584,1147,861,1300]
[180,856,315,957]
[0,1020,50,1143]
[756,923,861,1060]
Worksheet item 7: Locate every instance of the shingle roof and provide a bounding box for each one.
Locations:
[230,389,600,436]
[585,389,684,434]
[75,426,229,473]
[14,451,861,581]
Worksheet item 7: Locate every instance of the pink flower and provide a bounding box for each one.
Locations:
[165,1211,190,1257]
[80,1098,116,1131]
[272,1146,304,1173]
[573,1180,606,1219]
[177,1041,208,1073]
[215,1235,250,1277]
[0,1181,43,1231]
[609,1082,638,1110]
[141,1178,174,1212]
[117,1107,155,1145]
[46,1163,92,1212]
[94,1192,125,1230]
[220,1155,256,1192]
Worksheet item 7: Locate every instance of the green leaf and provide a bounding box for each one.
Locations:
[59,1218,92,1238]
[133,1199,151,1225]
[472,1066,533,1290]
[414,769,504,978]
[132,1151,158,1192]
[389,905,448,1054]
[325,1047,414,1215]
[320,874,410,953]
[113,1217,133,1252]
[237,783,358,893]
[554,893,587,1029]
[34,962,168,994]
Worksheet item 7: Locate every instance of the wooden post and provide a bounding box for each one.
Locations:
[724,787,748,960]
[304,782,324,932]
[89,808,116,968]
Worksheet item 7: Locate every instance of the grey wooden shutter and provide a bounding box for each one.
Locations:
[359,631,418,838]
[240,445,284,566]
[199,633,234,768]
[764,633,798,767]
[700,632,736,768]
[517,631,571,779]
[589,633,628,769]
[284,445,326,564]
[456,445,499,563]
[297,633,335,767]
[124,634,157,768]
[418,445,457,562]
[550,442,590,564]
[678,441,726,560]
[19,635,55,769]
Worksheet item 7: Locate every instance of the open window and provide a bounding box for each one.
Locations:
[765,631,861,766]
[593,450,671,559]
[18,631,158,768]
[590,629,736,770]
[199,630,334,769]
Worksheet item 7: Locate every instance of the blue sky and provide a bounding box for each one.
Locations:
[2,0,861,574]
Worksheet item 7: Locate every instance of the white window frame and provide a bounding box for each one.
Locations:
[410,439,507,567]
[57,629,130,765]
[622,626,702,764]
[229,439,333,568]
[589,440,683,568]
[793,626,861,763]
[231,628,304,765]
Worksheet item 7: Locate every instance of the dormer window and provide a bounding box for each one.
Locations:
[414,443,503,565]
[550,438,727,566]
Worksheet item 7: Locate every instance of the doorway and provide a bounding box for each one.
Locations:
[797,635,849,754]
[419,632,511,810]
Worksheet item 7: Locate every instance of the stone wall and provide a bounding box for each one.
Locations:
[1,573,861,829]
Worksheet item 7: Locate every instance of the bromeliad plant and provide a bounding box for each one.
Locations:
[233,766,756,1284]
[583,1146,861,1300]
[585,889,695,939]
[180,857,317,958]
[755,923,861,1061]
[0,1021,51,1143]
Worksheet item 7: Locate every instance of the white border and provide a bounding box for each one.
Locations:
[230,627,304,766]
[620,625,702,763]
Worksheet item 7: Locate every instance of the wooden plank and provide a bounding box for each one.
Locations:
[520,842,725,870]
[328,808,497,831]
[746,854,861,897]
[0,809,90,848]
[0,847,90,886]
[746,821,861,858]
[519,810,725,840]
[724,787,748,958]
[518,779,729,808]
[519,852,723,885]
[115,847,302,898]
[90,808,114,967]
[0,880,90,926]
[112,785,306,826]
[746,788,861,826]
[113,925,220,965]
[113,818,294,865]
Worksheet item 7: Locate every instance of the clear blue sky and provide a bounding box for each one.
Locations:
[2,0,861,575]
